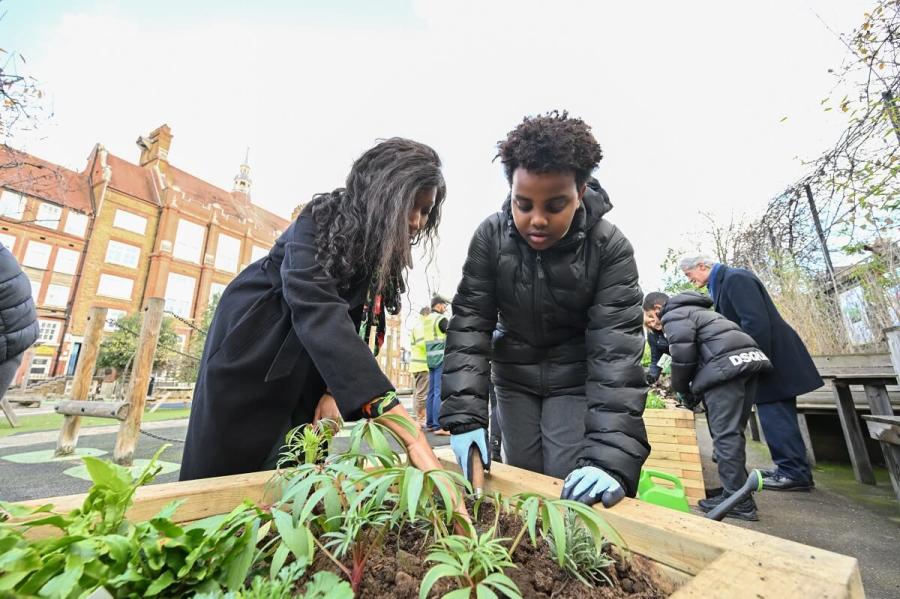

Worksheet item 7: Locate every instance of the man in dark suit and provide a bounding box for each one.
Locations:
[680,256,822,491]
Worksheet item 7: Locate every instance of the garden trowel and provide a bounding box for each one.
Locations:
[467,445,486,497]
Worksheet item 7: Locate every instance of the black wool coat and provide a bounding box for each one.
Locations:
[439,179,649,495]
[660,292,772,394]
[710,265,823,403]
[180,211,393,481]
[0,244,38,362]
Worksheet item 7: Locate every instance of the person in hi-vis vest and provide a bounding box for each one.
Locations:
[409,307,431,427]
[423,294,450,434]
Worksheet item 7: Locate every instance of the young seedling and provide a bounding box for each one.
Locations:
[419,529,522,599]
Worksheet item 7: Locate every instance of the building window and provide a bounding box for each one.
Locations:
[104,309,127,331]
[53,248,80,275]
[165,272,196,318]
[0,233,16,252]
[176,334,187,350]
[112,209,147,235]
[29,278,41,301]
[45,284,70,307]
[251,245,268,263]
[35,202,62,230]
[64,211,89,237]
[0,190,24,219]
[29,357,51,379]
[38,320,60,343]
[105,240,141,269]
[22,241,52,269]
[209,282,227,303]
[214,233,241,272]
[173,219,205,263]
[97,274,134,300]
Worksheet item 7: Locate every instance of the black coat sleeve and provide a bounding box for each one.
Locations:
[724,274,773,357]
[582,226,650,496]
[280,216,393,418]
[648,335,663,380]
[661,310,698,394]
[439,218,499,434]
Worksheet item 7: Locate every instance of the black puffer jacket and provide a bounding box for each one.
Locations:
[660,292,772,394]
[439,179,648,494]
[0,244,38,362]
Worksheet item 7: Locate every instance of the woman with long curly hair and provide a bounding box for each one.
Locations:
[181,138,448,480]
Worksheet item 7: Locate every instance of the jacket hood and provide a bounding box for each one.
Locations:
[661,291,713,315]
[501,177,612,244]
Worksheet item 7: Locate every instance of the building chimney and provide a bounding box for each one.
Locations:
[137,124,173,166]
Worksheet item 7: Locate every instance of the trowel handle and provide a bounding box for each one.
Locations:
[467,445,485,494]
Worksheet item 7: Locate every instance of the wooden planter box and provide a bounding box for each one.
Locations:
[19,453,862,598]
[644,408,705,505]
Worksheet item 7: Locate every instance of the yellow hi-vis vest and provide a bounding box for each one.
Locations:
[409,315,430,374]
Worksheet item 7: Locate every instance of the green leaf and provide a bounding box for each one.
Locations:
[419,564,459,599]
[403,468,424,522]
[82,456,130,492]
[146,570,176,596]
[475,584,499,599]
[224,519,259,591]
[0,570,31,591]
[444,588,473,599]
[273,510,313,565]
[270,543,290,579]
[39,559,84,599]
[483,573,523,599]
[545,504,566,567]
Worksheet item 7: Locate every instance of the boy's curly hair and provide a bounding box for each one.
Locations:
[496,110,603,187]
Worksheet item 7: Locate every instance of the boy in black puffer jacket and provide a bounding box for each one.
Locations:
[652,290,772,521]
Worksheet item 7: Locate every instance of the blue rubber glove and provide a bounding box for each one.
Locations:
[560,466,626,508]
[450,428,490,482]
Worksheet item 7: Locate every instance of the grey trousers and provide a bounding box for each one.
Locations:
[0,353,23,401]
[494,385,585,480]
[704,375,757,494]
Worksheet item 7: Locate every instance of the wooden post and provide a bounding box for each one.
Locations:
[0,396,17,427]
[114,298,164,466]
[885,326,900,382]
[832,382,876,485]
[55,306,107,456]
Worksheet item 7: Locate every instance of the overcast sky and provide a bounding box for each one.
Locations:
[2,0,875,324]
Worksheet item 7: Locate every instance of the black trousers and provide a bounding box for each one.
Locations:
[704,375,757,494]
[756,397,811,481]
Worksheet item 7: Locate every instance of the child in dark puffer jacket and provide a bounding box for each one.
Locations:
[648,290,772,521]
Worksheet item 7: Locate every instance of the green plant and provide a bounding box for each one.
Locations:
[546,513,614,587]
[645,392,666,410]
[0,448,266,598]
[419,530,521,599]
[194,566,352,599]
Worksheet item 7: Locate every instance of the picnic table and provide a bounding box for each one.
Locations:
[822,373,897,486]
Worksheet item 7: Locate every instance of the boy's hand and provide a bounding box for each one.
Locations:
[561,466,625,508]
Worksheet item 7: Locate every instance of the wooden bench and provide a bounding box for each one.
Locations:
[822,373,897,486]
[861,414,900,504]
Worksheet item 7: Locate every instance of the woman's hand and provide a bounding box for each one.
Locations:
[375,404,471,530]
[314,392,342,431]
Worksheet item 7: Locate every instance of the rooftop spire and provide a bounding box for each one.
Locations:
[233,147,251,196]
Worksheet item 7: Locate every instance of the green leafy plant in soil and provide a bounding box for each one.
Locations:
[1,418,668,598]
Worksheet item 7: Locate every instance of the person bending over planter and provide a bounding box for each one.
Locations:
[654,290,772,520]
[181,138,451,481]
[440,112,650,507]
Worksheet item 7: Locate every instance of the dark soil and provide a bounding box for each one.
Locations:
[285,499,672,598]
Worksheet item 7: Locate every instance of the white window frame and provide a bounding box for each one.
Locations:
[29,279,42,301]
[53,248,80,275]
[104,309,127,331]
[112,209,147,235]
[0,233,16,252]
[37,320,60,343]
[209,282,227,303]
[214,233,241,273]
[0,190,24,219]
[64,211,89,237]
[164,272,196,318]
[173,219,205,264]
[44,284,70,307]
[35,202,62,230]
[29,357,51,378]
[22,241,52,269]
[105,240,141,269]
[250,245,268,263]
[97,274,134,300]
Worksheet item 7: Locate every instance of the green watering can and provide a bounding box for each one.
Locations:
[637,469,690,513]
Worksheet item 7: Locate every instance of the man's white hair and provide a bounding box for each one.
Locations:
[678,254,716,271]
